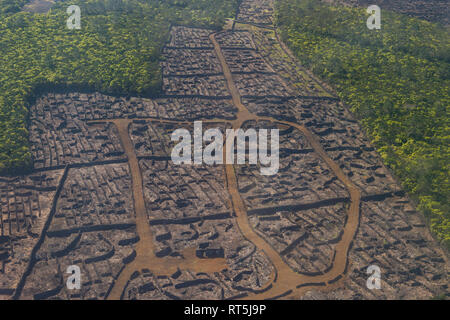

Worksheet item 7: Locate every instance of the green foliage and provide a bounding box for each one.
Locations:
[0,0,27,14]
[431,293,447,300]
[276,0,449,247]
[0,0,238,174]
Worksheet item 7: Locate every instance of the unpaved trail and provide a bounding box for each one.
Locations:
[6,0,446,301]
[105,30,363,300]
[107,119,227,300]
[210,33,362,299]
[209,34,257,128]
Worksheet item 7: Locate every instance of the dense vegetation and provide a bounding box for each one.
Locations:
[276,0,449,247]
[0,0,238,173]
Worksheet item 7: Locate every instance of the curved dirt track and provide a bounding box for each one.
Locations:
[210,33,362,299]
[107,119,227,300]
[103,31,363,299]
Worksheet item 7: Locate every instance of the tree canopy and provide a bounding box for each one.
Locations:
[0,0,238,173]
[276,0,449,247]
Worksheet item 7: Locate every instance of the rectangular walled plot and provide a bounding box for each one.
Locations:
[243,97,297,120]
[233,73,294,97]
[48,164,135,235]
[243,97,340,122]
[328,148,401,196]
[30,94,238,123]
[134,158,274,299]
[223,49,273,73]
[284,99,370,150]
[168,26,213,48]
[0,170,63,293]
[341,196,449,300]
[162,75,230,97]
[236,154,348,209]
[248,203,347,275]
[237,0,275,25]
[237,119,314,159]
[30,97,125,169]
[19,228,138,300]
[215,31,255,49]
[127,219,274,299]
[129,121,175,158]
[16,164,138,299]
[277,123,314,153]
[236,122,349,209]
[151,98,237,121]
[302,118,401,195]
[288,98,354,126]
[161,48,222,76]
[0,170,62,237]
[32,93,161,121]
[130,121,232,158]
[140,160,231,222]
[270,98,403,196]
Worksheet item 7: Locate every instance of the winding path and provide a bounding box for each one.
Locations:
[102,29,363,299]
[107,119,227,300]
[210,33,362,299]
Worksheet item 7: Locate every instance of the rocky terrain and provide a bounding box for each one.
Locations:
[0,0,447,300]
